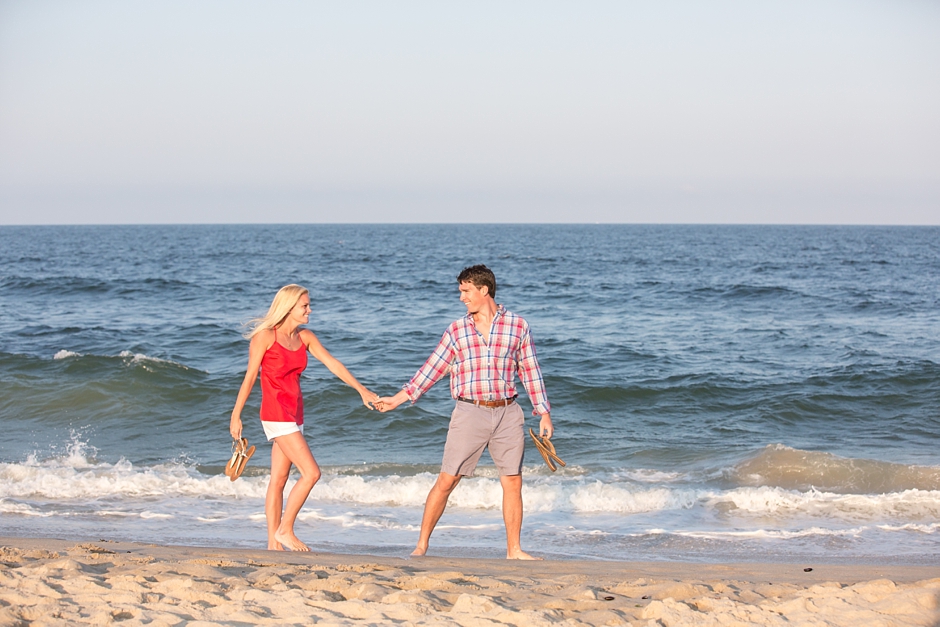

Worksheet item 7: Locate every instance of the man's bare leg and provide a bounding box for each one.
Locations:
[500,474,540,560]
[411,472,461,556]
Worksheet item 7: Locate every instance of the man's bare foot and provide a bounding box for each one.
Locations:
[274,531,310,552]
[507,549,542,560]
[410,546,428,557]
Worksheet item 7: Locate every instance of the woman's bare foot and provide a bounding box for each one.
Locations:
[410,546,428,557]
[267,541,284,551]
[274,530,310,552]
[507,549,542,560]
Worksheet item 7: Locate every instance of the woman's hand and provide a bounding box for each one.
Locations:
[230,413,243,440]
[360,388,380,410]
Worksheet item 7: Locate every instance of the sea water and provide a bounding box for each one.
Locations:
[0,224,938,564]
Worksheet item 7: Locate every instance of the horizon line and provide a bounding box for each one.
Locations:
[0,222,938,228]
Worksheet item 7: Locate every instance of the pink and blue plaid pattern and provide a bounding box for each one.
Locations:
[403,306,551,416]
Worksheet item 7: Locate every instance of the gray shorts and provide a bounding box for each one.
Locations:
[441,401,525,477]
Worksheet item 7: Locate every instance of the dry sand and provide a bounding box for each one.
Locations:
[0,536,937,626]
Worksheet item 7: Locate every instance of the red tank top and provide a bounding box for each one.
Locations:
[260,327,309,424]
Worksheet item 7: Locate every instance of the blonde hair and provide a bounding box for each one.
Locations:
[244,284,309,339]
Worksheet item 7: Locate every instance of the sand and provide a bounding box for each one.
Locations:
[0,536,937,626]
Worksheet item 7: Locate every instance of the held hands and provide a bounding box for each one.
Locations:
[373,398,393,412]
[373,390,410,413]
[360,388,381,410]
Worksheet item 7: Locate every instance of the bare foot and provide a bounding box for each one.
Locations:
[507,549,542,560]
[267,541,284,551]
[410,546,428,557]
[274,531,310,552]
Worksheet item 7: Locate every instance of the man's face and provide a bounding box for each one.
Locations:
[459,281,489,314]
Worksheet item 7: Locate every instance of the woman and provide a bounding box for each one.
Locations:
[230,284,378,551]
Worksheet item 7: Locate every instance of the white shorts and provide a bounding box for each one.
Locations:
[261,421,304,441]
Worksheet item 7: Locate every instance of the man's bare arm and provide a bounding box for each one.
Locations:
[375,390,411,413]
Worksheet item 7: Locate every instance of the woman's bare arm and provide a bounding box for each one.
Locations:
[230,330,274,438]
[301,329,378,409]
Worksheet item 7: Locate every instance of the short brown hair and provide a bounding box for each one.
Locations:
[457,264,496,298]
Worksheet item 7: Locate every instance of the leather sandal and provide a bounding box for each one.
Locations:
[224,438,240,478]
[529,428,565,472]
[227,437,256,481]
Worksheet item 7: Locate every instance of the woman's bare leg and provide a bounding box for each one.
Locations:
[270,431,320,551]
[265,439,293,550]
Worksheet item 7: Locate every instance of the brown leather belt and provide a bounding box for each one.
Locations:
[457,395,517,408]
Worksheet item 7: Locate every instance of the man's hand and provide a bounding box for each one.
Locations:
[538,413,554,439]
[375,390,410,413]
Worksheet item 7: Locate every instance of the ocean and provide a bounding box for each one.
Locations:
[1,224,938,564]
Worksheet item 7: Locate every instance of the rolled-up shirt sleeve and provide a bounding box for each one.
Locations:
[402,329,457,403]
[516,325,551,416]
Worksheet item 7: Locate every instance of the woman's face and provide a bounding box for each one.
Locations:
[289,294,311,325]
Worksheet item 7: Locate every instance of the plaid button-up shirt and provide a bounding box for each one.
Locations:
[402,306,551,416]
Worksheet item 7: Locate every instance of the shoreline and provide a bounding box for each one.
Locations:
[1,535,937,625]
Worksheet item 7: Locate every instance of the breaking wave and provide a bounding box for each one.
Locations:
[727,444,940,493]
[3,442,938,523]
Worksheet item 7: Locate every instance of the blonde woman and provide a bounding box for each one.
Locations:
[230,284,379,551]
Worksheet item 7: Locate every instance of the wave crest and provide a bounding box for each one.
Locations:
[3,448,939,523]
[728,444,940,493]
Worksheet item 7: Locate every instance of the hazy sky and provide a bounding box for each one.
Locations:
[1,1,938,224]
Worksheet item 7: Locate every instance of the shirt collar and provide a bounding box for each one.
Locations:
[463,304,504,323]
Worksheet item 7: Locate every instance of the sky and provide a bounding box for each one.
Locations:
[0,1,938,225]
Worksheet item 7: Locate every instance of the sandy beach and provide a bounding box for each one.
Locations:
[0,536,936,626]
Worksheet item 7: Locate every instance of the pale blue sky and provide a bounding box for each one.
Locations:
[1,1,938,224]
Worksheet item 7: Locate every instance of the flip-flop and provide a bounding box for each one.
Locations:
[530,428,555,471]
[529,428,566,472]
[536,433,565,471]
[229,437,256,482]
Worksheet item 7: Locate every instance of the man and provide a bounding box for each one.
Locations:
[376,264,553,560]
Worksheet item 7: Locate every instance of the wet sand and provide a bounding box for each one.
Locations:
[0,536,937,626]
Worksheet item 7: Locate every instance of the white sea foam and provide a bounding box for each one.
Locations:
[118,350,192,370]
[0,457,268,500]
[95,510,145,518]
[876,522,940,534]
[706,485,940,520]
[314,474,437,508]
[47,434,100,469]
[295,510,418,531]
[0,499,48,516]
[3,449,940,525]
[50,349,197,370]
[4,452,939,562]
[139,512,174,519]
[618,469,686,483]
[668,526,867,540]
[567,481,699,514]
